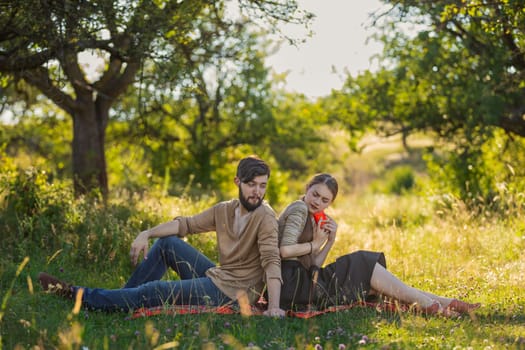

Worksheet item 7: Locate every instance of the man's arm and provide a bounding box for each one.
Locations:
[256,210,286,317]
[129,220,181,265]
[264,277,286,317]
[129,204,219,265]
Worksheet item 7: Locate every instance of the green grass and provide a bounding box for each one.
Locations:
[1,143,525,349]
[1,190,525,350]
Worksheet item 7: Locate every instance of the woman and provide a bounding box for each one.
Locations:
[278,173,480,316]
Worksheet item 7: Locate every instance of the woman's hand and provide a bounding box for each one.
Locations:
[311,217,337,267]
[130,230,150,265]
[312,220,329,253]
[323,217,338,243]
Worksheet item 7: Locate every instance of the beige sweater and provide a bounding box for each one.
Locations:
[278,200,314,269]
[176,199,282,303]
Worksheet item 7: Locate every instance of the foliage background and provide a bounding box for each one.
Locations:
[1,0,525,348]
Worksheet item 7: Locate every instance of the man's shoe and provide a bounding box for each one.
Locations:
[38,272,74,299]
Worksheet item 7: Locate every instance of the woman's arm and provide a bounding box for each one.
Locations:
[311,216,338,266]
[311,234,333,267]
[279,205,311,259]
[279,203,332,262]
[280,241,315,258]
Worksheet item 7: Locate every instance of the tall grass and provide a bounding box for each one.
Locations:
[1,170,524,349]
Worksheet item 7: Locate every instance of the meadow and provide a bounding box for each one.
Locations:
[1,144,524,349]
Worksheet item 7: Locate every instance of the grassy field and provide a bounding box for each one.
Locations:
[1,137,524,349]
[1,190,524,350]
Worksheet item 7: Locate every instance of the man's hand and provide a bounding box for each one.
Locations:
[263,307,286,318]
[130,230,150,265]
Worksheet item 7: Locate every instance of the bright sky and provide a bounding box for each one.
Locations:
[266,0,386,98]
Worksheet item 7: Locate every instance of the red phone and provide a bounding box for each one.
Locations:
[313,211,327,228]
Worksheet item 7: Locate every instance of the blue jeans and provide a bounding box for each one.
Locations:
[77,236,232,311]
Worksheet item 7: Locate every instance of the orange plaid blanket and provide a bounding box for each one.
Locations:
[129,301,409,319]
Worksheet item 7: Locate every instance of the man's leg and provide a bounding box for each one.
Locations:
[81,277,231,312]
[125,236,215,288]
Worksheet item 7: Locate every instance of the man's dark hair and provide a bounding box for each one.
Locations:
[236,156,270,183]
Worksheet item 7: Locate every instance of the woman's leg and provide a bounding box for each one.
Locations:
[124,236,215,288]
[369,263,435,308]
[81,276,231,312]
[369,263,479,314]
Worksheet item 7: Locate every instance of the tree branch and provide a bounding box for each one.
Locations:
[19,67,75,115]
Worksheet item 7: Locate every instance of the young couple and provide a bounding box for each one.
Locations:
[39,156,480,317]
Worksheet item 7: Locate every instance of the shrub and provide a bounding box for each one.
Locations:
[385,165,415,195]
[0,166,160,272]
[0,163,223,279]
[0,167,76,261]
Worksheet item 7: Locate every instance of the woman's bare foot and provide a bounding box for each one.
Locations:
[419,301,459,318]
[444,299,481,313]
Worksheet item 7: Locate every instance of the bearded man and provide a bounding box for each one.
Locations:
[38,156,285,317]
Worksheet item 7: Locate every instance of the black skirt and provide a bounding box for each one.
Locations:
[280,250,386,310]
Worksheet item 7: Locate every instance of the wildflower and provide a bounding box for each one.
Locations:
[224,321,231,328]
[314,344,323,350]
[165,328,172,334]
[338,344,346,350]
[110,334,117,342]
[358,335,369,345]
[134,330,140,336]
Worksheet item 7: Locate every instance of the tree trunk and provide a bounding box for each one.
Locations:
[193,148,213,187]
[71,99,108,197]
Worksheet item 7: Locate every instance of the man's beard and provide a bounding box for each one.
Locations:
[238,187,264,212]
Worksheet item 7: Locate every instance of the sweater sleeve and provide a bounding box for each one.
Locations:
[280,201,308,247]
[175,205,218,237]
[257,206,282,283]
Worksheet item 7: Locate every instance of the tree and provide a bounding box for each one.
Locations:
[0,0,310,197]
[115,17,278,188]
[106,11,324,193]
[327,0,525,200]
[270,92,329,174]
[334,0,525,139]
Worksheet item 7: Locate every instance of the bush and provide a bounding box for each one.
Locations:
[0,166,161,272]
[423,131,525,213]
[0,163,226,281]
[385,166,415,195]
[0,167,75,260]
